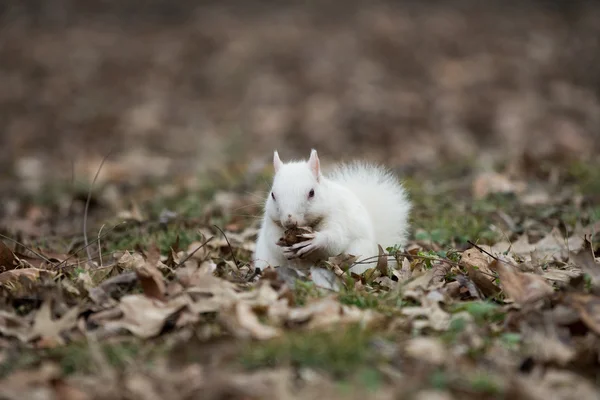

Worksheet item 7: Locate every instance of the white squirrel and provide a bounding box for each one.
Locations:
[252,149,411,274]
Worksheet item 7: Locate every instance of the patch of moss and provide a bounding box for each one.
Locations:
[407,179,502,247]
[566,160,600,197]
[451,301,505,325]
[337,287,407,315]
[0,339,167,378]
[292,280,324,306]
[239,324,375,378]
[104,223,202,255]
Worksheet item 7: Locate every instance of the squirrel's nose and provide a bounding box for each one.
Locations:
[283,214,298,228]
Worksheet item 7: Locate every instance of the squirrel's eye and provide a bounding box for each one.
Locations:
[271,192,276,201]
[308,189,315,198]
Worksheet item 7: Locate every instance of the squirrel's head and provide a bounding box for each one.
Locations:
[267,149,325,229]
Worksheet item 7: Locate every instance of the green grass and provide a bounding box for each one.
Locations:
[566,160,600,197]
[239,324,377,379]
[103,223,203,255]
[405,179,502,247]
[0,339,167,378]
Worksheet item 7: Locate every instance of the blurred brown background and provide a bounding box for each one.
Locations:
[1,0,599,193]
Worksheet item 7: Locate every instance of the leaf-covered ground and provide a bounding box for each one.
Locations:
[1,160,599,400]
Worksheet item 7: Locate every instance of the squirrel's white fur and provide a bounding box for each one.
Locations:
[253,149,411,274]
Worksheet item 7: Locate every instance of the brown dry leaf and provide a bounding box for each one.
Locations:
[0,362,65,400]
[472,172,526,200]
[0,311,31,342]
[465,265,501,298]
[393,256,412,283]
[523,329,575,366]
[568,293,600,335]
[30,301,80,347]
[101,294,189,338]
[180,263,240,314]
[404,337,448,366]
[518,368,600,400]
[461,248,495,280]
[376,244,388,276]
[184,240,211,262]
[132,248,167,301]
[52,380,91,400]
[327,253,359,272]
[486,234,534,258]
[87,271,138,307]
[402,269,435,291]
[492,260,554,304]
[488,229,584,262]
[401,291,451,331]
[533,228,584,260]
[286,296,376,329]
[0,267,56,286]
[541,266,581,283]
[220,301,281,340]
[0,241,17,272]
[571,237,600,288]
[430,262,451,286]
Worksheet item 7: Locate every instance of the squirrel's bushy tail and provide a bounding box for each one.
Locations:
[328,162,411,250]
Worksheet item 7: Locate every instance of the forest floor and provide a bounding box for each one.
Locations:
[0,158,599,400]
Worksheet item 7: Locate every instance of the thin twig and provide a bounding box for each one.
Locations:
[57,221,129,268]
[175,236,215,267]
[467,240,500,261]
[353,250,500,279]
[0,234,57,267]
[83,151,113,267]
[97,224,106,267]
[213,224,239,267]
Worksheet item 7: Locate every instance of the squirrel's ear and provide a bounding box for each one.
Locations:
[273,150,283,173]
[307,149,321,181]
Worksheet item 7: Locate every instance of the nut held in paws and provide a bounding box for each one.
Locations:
[276,226,314,247]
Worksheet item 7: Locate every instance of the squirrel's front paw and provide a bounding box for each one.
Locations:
[284,232,322,259]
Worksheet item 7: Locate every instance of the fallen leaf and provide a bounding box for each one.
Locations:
[523,328,575,365]
[101,294,188,338]
[404,337,448,366]
[568,293,600,335]
[0,362,64,400]
[461,248,495,280]
[431,262,451,286]
[472,172,526,200]
[571,237,600,288]
[128,249,167,301]
[393,257,412,282]
[488,229,585,262]
[310,266,341,292]
[286,296,376,329]
[327,253,358,272]
[492,260,554,304]
[221,301,280,340]
[0,311,31,342]
[88,271,138,306]
[465,265,501,298]
[30,301,80,346]
[0,241,17,272]
[376,244,388,276]
[0,268,55,286]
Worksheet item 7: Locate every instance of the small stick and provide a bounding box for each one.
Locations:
[57,221,129,269]
[467,240,500,261]
[0,234,57,267]
[83,151,113,267]
[213,224,240,267]
[175,236,215,267]
[97,224,106,267]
